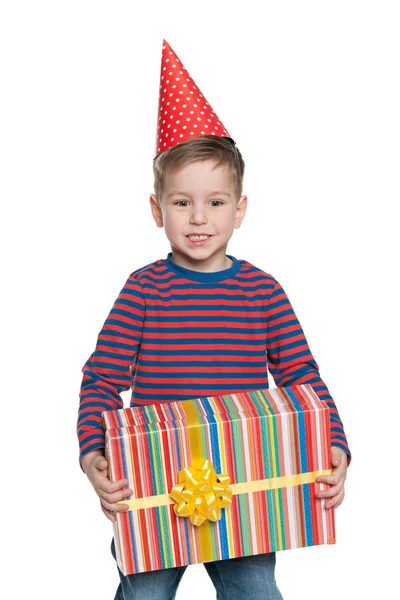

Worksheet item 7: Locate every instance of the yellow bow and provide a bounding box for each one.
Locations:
[169,458,233,526]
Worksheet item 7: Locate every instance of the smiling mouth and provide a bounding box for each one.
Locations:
[186,234,212,240]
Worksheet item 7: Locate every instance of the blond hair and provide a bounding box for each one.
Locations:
[153,135,245,202]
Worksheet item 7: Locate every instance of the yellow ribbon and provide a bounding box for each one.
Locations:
[118,462,331,526]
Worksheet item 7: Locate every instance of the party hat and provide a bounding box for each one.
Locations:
[155,39,234,157]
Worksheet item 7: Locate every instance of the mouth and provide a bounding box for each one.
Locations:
[186,234,212,241]
[186,234,212,246]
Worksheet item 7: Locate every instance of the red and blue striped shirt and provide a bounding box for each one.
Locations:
[77,253,351,467]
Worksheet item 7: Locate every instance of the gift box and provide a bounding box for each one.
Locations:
[102,384,334,575]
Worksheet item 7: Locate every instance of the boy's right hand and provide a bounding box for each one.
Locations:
[82,449,133,523]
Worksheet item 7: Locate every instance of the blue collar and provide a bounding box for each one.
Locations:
[165,252,241,282]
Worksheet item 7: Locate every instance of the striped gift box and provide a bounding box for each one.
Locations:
[102,383,335,575]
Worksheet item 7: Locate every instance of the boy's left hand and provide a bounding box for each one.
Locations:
[315,446,348,509]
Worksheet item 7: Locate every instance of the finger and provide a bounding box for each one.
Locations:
[317,454,346,484]
[325,489,344,509]
[331,453,344,468]
[97,477,131,493]
[325,489,344,510]
[100,495,131,513]
[100,502,116,522]
[93,456,109,470]
[98,486,134,505]
[316,472,342,485]
[332,452,347,475]
[317,466,345,484]
[333,462,347,480]
[334,495,345,509]
[316,478,344,499]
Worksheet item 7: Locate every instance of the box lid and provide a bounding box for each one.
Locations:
[102,384,327,433]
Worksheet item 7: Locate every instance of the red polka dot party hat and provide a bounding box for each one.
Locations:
[155,39,234,157]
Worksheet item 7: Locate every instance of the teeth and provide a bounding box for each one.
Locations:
[188,235,209,241]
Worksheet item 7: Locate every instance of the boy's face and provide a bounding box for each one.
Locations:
[150,159,247,272]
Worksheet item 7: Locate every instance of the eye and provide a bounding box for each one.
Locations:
[210,200,223,206]
[174,200,189,206]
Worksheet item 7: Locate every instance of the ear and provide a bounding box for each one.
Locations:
[234,195,248,229]
[150,194,164,228]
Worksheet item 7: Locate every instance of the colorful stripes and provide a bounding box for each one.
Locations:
[77,254,351,468]
[103,384,335,575]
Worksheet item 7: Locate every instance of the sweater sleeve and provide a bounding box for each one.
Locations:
[266,277,351,466]
[77,274,146,470]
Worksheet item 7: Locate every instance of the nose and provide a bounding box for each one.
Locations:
[189,205,208,225]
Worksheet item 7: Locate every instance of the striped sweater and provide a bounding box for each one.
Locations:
[77,252,351,468]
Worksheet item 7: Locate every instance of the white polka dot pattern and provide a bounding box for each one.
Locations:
[155,39,232,157]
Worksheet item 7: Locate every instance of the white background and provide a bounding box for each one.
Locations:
[1,1,399,598]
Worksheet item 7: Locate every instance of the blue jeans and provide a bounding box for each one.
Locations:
[111,537,284,600]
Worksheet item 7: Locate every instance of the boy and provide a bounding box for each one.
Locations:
[78,41,351,600]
